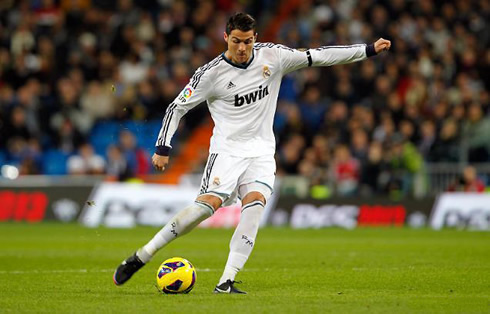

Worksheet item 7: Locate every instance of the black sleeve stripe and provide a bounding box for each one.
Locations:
[254,42,366,53]
[191,55,221,81]
[254,42,294,52]
[321,44,366,47]
[312,44,366,52]
[190,58,216,88]
[275,44,294,52]
[306,50,312,67]
[162,103,177,145]
[190,64,209,89]
[190,56,223,89]
[253,42,275,50]
[159,103,177,146]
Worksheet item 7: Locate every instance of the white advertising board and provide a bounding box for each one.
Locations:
[430,193,490,230]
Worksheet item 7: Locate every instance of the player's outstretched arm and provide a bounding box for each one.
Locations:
[152,154,169,172]
[308,37,392,67]
[278,37,391,74]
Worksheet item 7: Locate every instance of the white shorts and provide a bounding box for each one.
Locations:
[198,153,276,207]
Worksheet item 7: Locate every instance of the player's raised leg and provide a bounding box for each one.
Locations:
[214,191,265,294]
[113,195,220,286]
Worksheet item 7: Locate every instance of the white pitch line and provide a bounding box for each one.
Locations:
[0,268,265,275]
[0,269,112,275]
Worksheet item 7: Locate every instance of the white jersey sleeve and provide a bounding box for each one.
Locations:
[277,44,368,74]
[155,57,220,152]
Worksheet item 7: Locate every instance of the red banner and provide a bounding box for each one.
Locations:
[0,191,48,222]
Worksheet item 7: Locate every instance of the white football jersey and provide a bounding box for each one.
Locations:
[156,42,369,157]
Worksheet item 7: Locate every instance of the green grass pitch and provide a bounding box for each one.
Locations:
[0,224,489,313]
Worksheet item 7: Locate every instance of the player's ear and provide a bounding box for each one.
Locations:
[254,33,258,43]
[223,32,228,43]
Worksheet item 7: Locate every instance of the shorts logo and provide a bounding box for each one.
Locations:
[178,86,194,103]
[263,65,271,78]
[213,177,220,186]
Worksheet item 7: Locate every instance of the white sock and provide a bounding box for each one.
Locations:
[137,201,214,263]
[219,200,264,285]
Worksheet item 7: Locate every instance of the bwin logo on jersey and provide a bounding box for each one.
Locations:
[234,85,269,107]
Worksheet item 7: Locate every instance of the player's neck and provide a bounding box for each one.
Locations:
[224,51,252,66]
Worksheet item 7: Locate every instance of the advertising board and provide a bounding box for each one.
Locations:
[0,185,94,223]
[269,196,434,229]
[430,193,490,230]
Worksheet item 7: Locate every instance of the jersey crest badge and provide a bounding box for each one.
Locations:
[262,65,271,79]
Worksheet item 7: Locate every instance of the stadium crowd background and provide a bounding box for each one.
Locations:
[0,0,488,197]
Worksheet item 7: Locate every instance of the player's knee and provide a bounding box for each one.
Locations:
[196,194,222,211]
[242,192,266,206]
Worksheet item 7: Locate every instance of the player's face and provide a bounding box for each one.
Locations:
[224,29,256,64]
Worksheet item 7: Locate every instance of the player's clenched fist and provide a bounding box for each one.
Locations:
[152,154,169,172]
[374,38,391,53]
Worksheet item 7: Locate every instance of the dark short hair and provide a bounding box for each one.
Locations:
[226,13,256,35]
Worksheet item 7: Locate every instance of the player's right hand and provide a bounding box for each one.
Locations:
[152,154,169,172]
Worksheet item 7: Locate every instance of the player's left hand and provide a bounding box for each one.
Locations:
[152,153,169,172]
[374,38,391,53]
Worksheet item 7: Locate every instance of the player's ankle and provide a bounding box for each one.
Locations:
[136,247,152,264]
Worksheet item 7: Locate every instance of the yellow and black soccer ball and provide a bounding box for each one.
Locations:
[156,257,196,294]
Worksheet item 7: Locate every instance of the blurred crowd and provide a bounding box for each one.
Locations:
[272,0,490,197]
[0,0,488,196]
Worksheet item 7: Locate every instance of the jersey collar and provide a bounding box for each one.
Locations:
[221,51,255,69]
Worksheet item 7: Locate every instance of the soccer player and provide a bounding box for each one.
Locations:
[114,12,391,293]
